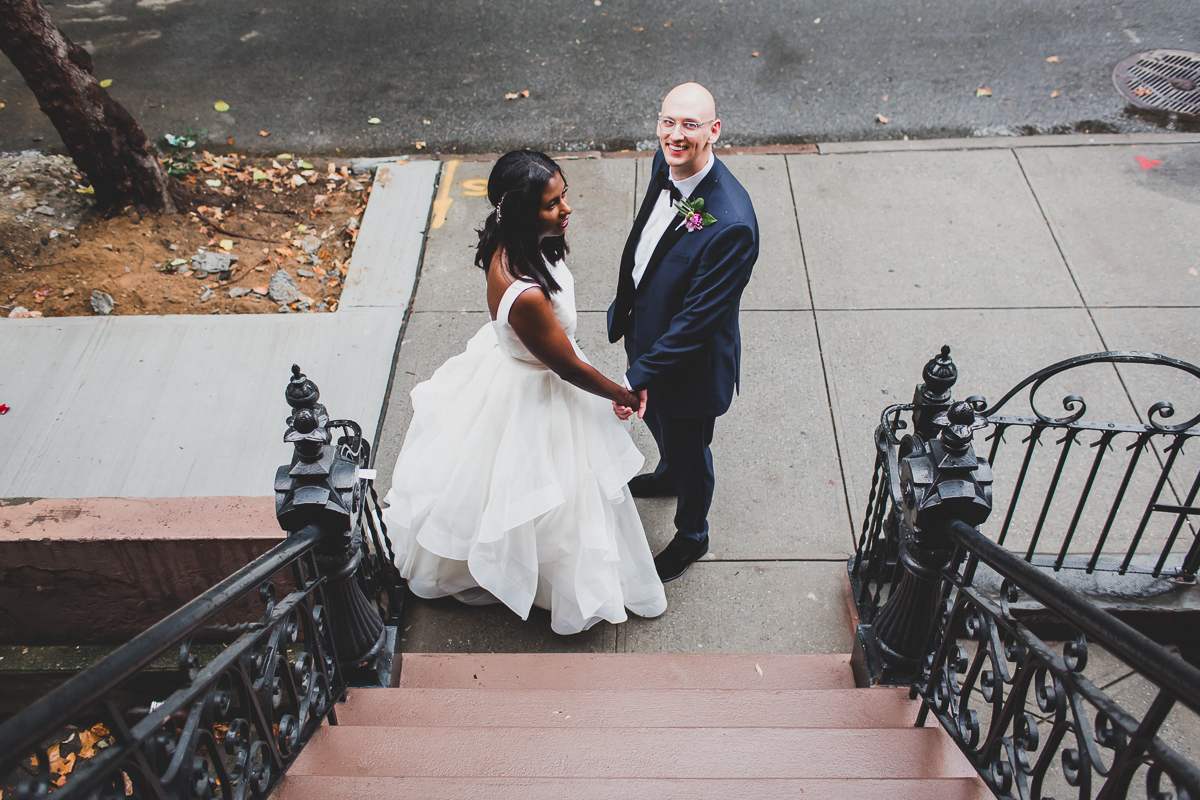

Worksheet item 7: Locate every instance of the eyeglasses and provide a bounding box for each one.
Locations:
[657,117,716,134]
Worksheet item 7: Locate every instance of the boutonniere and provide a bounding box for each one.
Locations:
[673,196,717,232]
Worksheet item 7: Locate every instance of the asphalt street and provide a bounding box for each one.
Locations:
[0,0,1197,154]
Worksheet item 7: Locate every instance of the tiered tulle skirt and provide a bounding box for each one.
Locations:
[383,323,667,635]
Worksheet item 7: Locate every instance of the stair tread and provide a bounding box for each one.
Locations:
[397,652,855,689]
[338,687,919,728]
[290,725,976,779]
[276,776,993,800]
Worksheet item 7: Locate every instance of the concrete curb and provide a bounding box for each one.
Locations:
[817,132,1200,154]
[340,161,440,309]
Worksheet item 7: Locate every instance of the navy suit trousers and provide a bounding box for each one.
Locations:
[643,397,716,542]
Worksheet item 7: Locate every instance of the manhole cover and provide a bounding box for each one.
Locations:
[1113,50,1200,120]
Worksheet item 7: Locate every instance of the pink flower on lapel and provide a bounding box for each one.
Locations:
[673,196,717,232]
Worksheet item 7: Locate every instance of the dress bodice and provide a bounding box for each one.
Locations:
[493,260,578,367]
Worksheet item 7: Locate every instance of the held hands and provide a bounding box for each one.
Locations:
[613,389,647,421]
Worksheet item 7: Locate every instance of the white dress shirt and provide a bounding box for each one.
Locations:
[631,151,715,289]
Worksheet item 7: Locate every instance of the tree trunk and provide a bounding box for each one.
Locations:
[0,0,175,213]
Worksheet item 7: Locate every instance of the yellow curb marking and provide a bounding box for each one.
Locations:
[460,178,488,197]
[430,159,461,229]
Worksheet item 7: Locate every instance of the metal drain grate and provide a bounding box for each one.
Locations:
[1113,49,1200,119]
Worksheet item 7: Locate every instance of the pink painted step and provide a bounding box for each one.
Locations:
[396,653,854,690]
[337,687,920,728]
[287,726,977,780]
[276,776,994,800]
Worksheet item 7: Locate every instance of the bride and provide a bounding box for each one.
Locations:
[383,150,668,635]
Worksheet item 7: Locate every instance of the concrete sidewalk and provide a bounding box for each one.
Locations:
[374,133,1200,655]
[0,160,438,498]
[2,133,1198,657]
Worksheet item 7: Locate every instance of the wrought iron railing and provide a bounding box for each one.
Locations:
[850,347,1200,799]
[0,365,402,800]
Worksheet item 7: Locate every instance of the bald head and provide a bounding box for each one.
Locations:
[662,82,717,120]
[658,82,721,180]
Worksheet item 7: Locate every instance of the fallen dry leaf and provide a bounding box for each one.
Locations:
[976,86,992,97]
[48,744,77,785]
[1189,267,1198,276]
[751,51,759,57]
[259,130,271,137]
[414,141,427,149]
[214,100,230,112]
[504,89,531,100]
[1050,91,1060,98]
[755,662,764,676]
[78,726,108,759]
[1132,85,1152,96]
[34,286,51,303]
[1046,55,1059,63]
[875,113,889,124]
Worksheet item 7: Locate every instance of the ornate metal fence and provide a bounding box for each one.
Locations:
[850,348,1200,799]
[0,366,402,800]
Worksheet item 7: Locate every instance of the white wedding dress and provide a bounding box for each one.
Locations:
[382,260,667,635]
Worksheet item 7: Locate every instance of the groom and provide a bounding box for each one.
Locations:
[608,82,759,582]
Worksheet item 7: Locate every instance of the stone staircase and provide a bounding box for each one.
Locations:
[276,653,990,799]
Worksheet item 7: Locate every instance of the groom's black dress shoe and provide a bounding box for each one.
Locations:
[629,474,676,498]
[654,534,709,582]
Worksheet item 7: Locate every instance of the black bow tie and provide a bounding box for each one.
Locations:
[654,168,683,203]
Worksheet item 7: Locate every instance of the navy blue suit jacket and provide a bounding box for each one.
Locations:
[608,151,759,418]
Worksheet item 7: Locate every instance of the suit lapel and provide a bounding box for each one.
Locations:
[636,160,722,293]
[611,156,668,338]
[618,157,668,287]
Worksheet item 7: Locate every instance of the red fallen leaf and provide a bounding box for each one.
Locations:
[1136,156,1161,170]
[0,404,10,414]
[1131,85,1152,96]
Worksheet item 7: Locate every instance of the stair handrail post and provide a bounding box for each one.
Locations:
[872,400,994,683]
[276,364,389,684]
[911,344,958,439]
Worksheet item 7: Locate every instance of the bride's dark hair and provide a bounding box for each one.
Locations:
[475,150,568,294]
